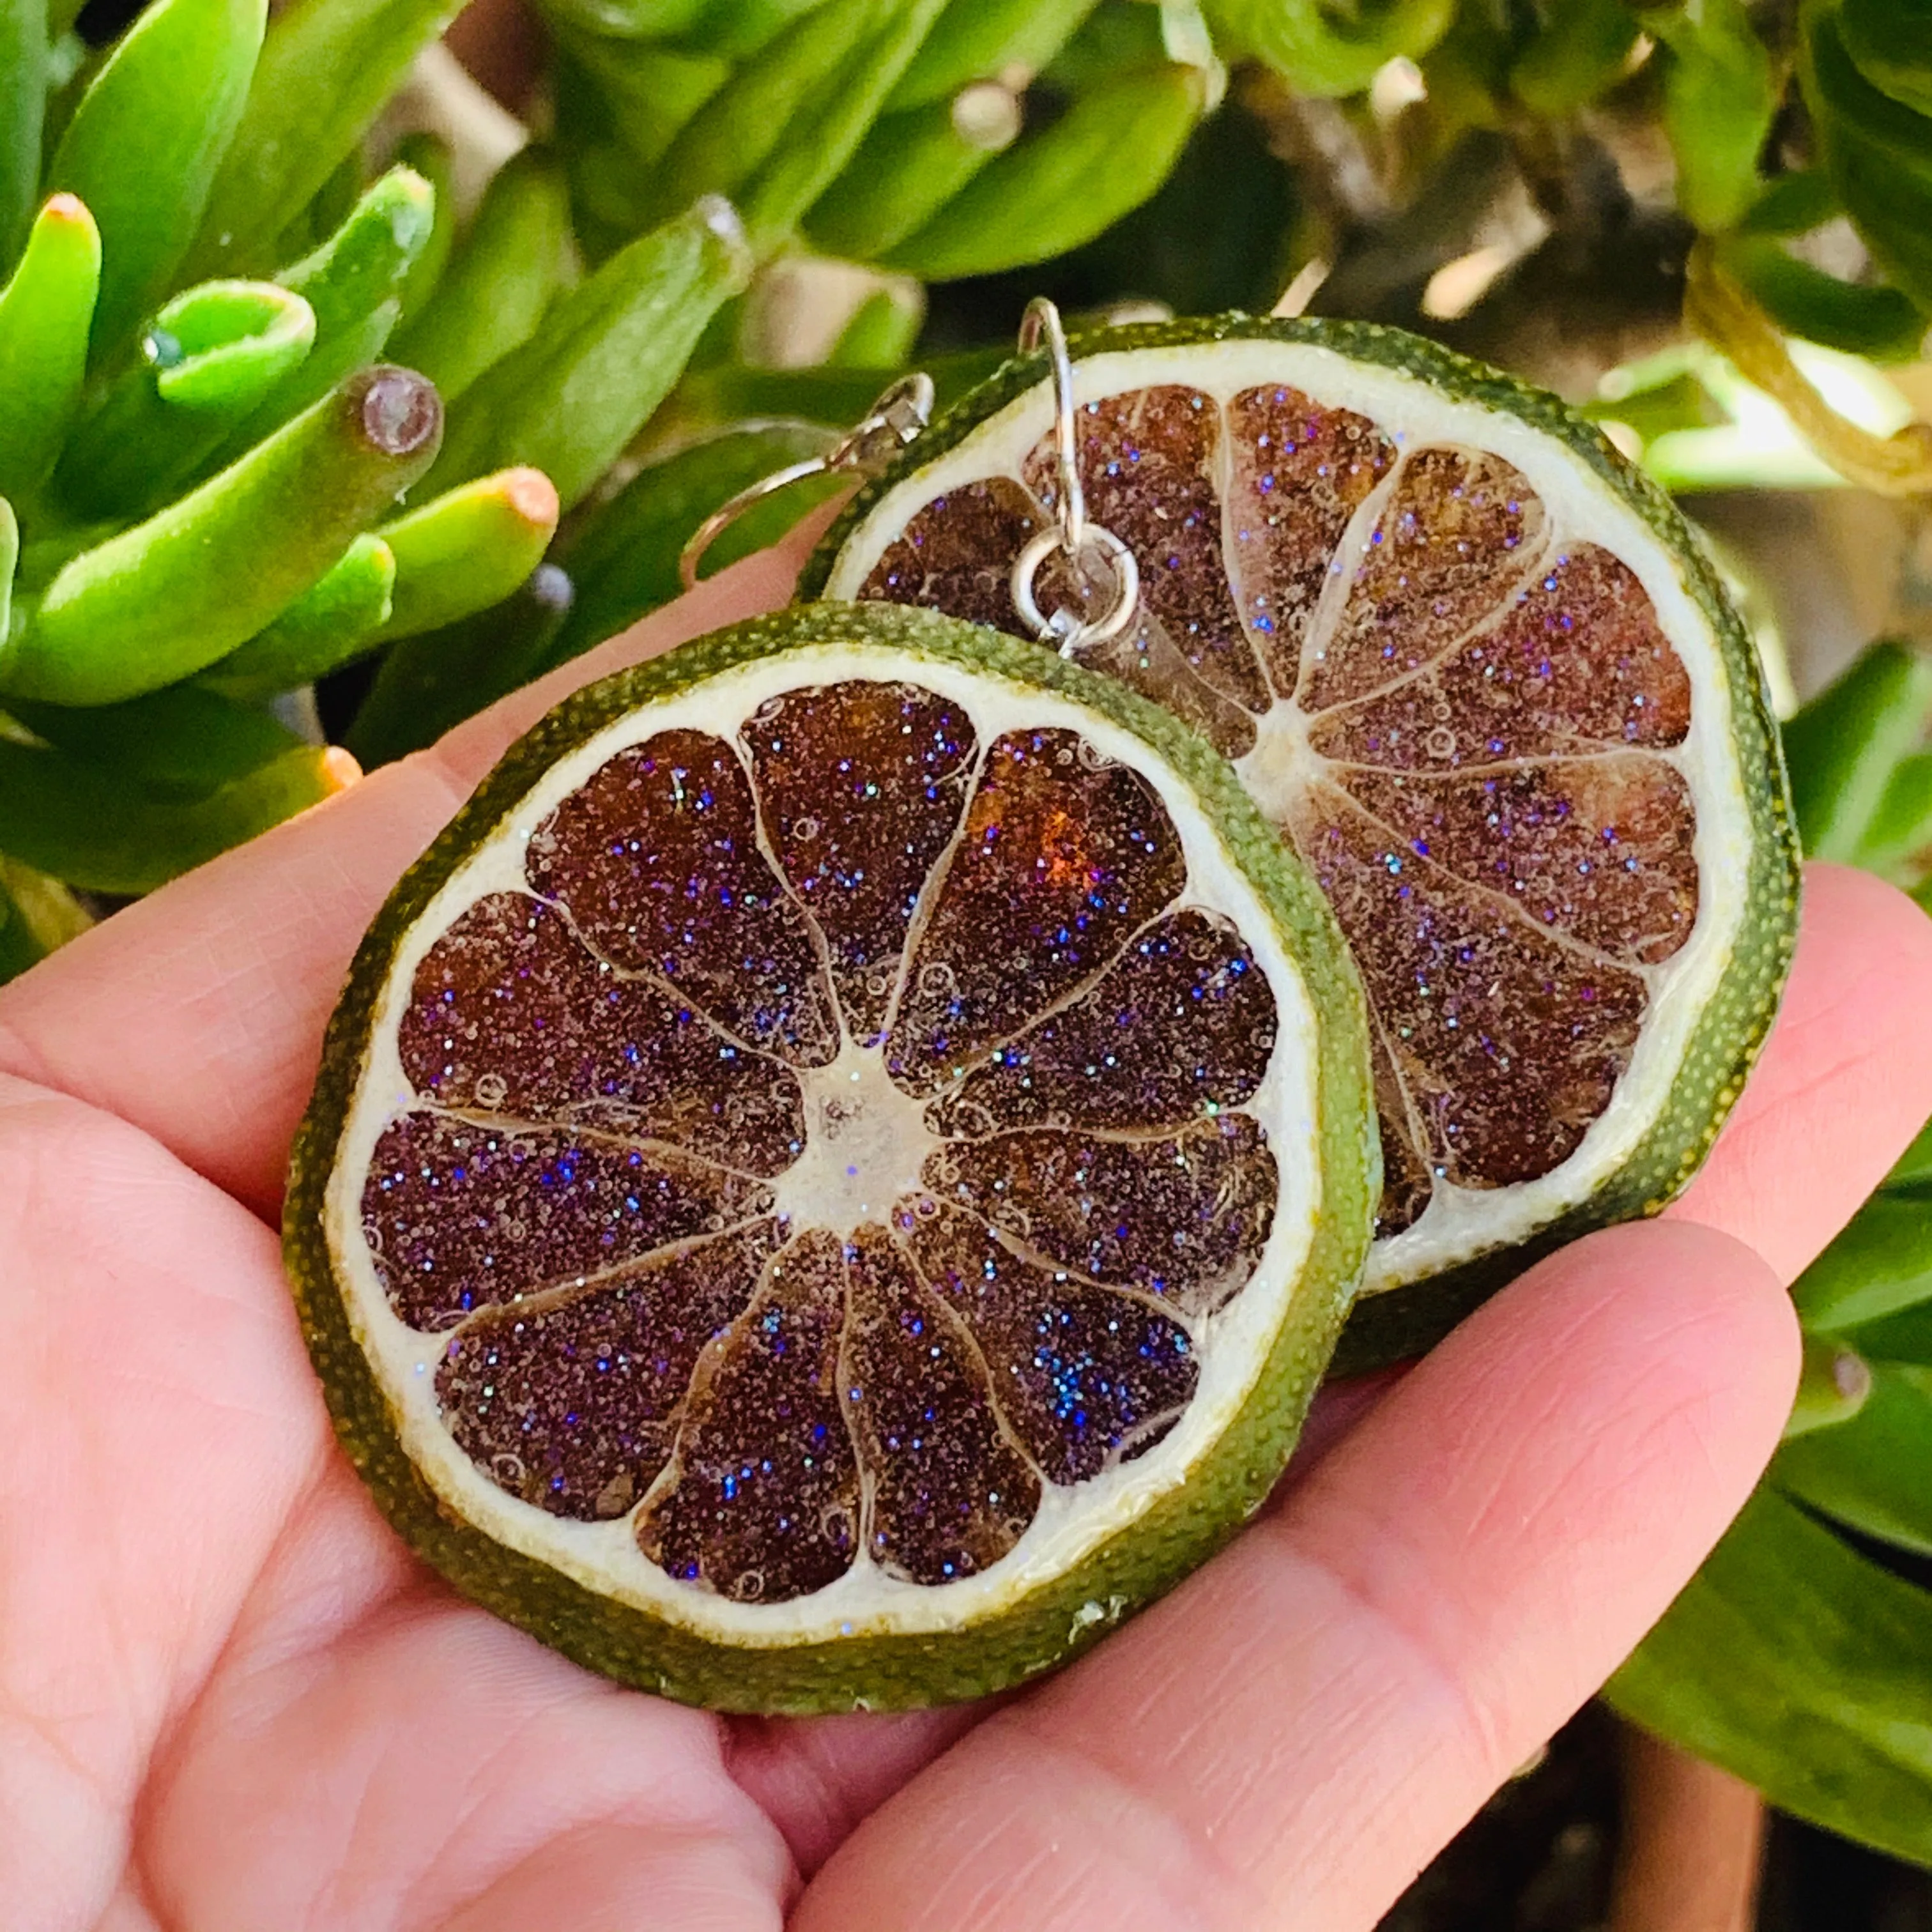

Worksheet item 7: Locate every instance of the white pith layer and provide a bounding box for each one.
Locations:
[325,641,1330,1645]
[820,337,1756,1294]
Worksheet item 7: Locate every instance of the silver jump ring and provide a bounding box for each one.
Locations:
[1010,521,1140,659]
[1008,297,1139,656]
[678,372,935,591]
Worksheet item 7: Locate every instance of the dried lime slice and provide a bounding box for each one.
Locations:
[286,604,1374,1712]
[804,317,1800,1368]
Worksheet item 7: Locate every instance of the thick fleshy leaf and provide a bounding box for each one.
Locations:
[549,424,838,666]
[0,194,100,503]
[45,0,266,357]
[346,561,574,763]
[374,467,559,643]
[54,279,316,518]
[199,533,395,697]
[215,165,435,455]
[0,0,45,273]
[426,195,750,510]
[388,147,575,402]
[181,0,462,281]
[1781,640,1932,862]
[1610,1488,1932,1867]
[884,59,1205,279]
[0,733,344,891]
[0,366,440,703]
[1775,1361,1932,1556]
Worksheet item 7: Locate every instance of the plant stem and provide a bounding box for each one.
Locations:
[1607,1722,1765,1932]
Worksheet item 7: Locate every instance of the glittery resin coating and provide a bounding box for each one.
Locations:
[806,317,1799,1371]
[287,605,1376,1711]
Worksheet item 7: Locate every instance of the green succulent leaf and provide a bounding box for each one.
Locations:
[287,148,367,262]
[1610,1487,1932,1868]
[1782,1333,1876,1439]
[1775,1361,1932,1556]
[426,194,751,511]
[46,0,267,359]
[826,286,921,367]
[0,731,342,891]
[549,422,838,666]
[549,30,733,208]
[802,89,1016,262]
[1800,1,1932,313]
[620,0,951,248]
[1205,0,1452,98]
[54,279,317,520]
[613,0,889,230]
[0,193,100,504]
[389,147,576,404]
[347,561,574,765]
[391,132,456,325]
[7,679,305,797]
[1508,0,1641,116]
[1716,235,1926,362]
[1859,750,1932,878]
[543,0,829,55]
[1843,1298,1932,1369]
[199,532,396,698]
[217,164,436,455]
[884,57,1206,279]
[374,467,560,643]
[0,0,46,275]
[1839,0,1932,117]
[1780,639,1932,862]
[1640,0,1781,234]
[1738,167,1840,237]
[743,0,954,246]
[0,365,441,705]
[1793,1192,1932,1335]
[181,0,463,281]
[888,0,1100,108]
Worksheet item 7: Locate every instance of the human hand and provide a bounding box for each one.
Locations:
[4,531,1930,1931]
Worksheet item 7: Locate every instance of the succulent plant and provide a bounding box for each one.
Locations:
[0,0,1231,979]
[0,0,757,968]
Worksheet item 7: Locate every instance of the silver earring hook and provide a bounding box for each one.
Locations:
[1018,296,1087,555]
[678,372,935,592]
[1008,298,1139,658]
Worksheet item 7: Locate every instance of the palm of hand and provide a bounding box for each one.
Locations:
[4,540,1931,1932]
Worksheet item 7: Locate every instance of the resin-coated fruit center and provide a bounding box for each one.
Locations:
[844,379,1700,1240]
[355,679,1284,1605]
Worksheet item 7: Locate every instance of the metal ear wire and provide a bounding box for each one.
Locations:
[1008,298,1139,658]
[678,372,935,592]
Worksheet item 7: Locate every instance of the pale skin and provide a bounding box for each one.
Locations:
[4,529,1932,1932]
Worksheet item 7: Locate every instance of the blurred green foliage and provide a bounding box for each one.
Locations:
[1609,640,1932,1866]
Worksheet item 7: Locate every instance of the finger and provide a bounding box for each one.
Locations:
[717,1361,1401,1883]
[795,1218,1797,1931]
[0,1073,334,1928]
[0,519,828,1218]
[1666,862,1932,1283]
[723,1706,992,1881]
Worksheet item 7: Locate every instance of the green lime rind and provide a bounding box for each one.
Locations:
[802,313,1802,1376]
[285,600,1378,1713]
